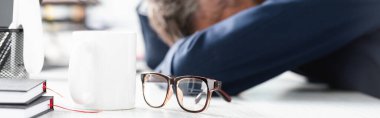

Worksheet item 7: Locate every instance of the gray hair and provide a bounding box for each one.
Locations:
[147,0,199,44]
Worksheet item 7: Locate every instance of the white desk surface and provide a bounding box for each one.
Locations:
[31,68,380,118]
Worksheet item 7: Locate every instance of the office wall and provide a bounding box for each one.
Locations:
[0,0,13,27]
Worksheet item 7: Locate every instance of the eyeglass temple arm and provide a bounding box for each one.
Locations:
[214,81,231,102]
[215,90,232,102]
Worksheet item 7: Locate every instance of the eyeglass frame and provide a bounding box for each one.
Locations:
[140,72,232,113]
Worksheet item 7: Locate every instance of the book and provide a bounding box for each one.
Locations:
[0,96,54,117]
[0,79,46,104]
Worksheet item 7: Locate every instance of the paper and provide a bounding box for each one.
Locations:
[19,0,44,74]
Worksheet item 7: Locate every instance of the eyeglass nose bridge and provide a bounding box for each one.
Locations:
[161,78,178,107]
[170,79,186,106]
[162,84,174,107]
[169,78,175,84]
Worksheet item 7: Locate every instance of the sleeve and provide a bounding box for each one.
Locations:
[137,2,170,69]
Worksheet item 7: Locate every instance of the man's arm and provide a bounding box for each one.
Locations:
[137,3,170,69]
[155,0,380,95]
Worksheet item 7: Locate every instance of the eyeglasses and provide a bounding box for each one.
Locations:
[140,73,231,113]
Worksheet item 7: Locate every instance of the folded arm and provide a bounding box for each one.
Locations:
[144,0,380,95]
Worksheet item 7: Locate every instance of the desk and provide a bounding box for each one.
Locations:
[32,68,380,118]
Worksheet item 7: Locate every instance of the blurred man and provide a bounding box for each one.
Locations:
[138,0,380,98]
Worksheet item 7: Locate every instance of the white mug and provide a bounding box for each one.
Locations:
[68,31,136,110]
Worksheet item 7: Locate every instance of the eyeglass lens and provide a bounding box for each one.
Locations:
[143,74,169,107]
[176,78,209,111]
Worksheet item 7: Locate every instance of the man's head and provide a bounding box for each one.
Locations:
[147,0,264,46]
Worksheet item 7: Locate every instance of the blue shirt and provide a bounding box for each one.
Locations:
[138,0,380,95]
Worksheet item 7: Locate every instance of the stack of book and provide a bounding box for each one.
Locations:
[0,79,54,117]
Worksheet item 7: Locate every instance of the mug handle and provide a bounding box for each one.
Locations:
[68,41,96,106]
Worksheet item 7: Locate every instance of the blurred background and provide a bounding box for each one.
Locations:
[40,0,145,70]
